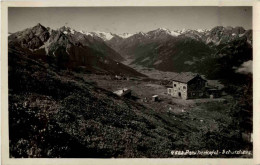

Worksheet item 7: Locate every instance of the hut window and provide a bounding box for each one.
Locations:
[183,86,186,89]
[174,84,176,87]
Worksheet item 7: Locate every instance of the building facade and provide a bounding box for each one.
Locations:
[167,72,207,100]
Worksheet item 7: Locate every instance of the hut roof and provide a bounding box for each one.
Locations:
[172,72,205,83]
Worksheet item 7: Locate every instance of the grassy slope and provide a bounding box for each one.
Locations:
[8,49,252,158]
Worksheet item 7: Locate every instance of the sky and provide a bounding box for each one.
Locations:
[8,7,252,34]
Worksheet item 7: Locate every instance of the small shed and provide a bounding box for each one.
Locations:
[113,88,131,97]
[152,95,159,102]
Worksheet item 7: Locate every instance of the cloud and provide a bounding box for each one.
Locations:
[234,60,252,74]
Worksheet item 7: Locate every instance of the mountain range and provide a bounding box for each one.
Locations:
[9,24,252,82]
[8,23,143,77]
[106,26,252,82]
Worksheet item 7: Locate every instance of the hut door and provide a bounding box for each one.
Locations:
[178,92,182,98]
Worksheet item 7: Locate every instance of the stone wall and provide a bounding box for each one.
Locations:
[172,81,188,100]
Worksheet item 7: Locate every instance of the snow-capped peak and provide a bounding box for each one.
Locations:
[181,28,187,33]
[197,29,204,33]
[154,28,171,33]
[70,29,75,34]
[169,31,181,36]
[92,31,115,41]
[154,28,180,36]
[117,33,134,39]
[179,28,194,34]
[137,32,146,36]
[196,29,209,33]
[59,26,76,35]
[157,27,169,31]
[80,30,94,36]
[79,30,115,40]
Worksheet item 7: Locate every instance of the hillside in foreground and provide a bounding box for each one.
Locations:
[9,46,252,158]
